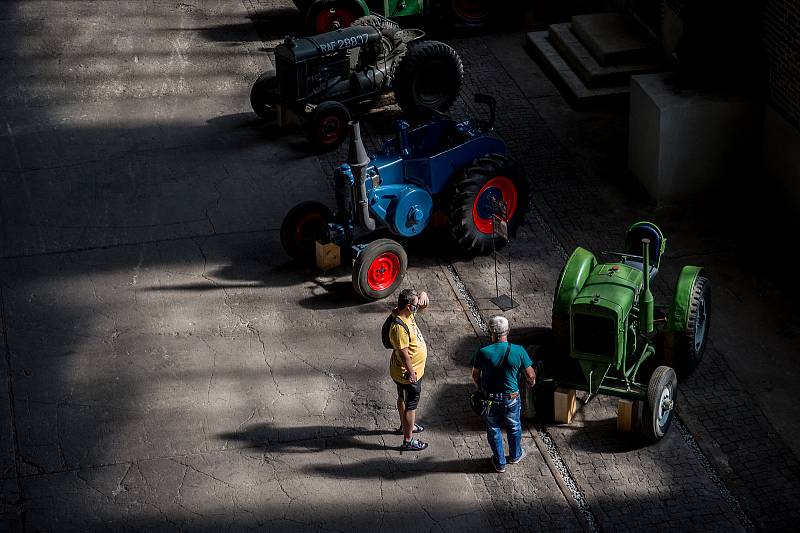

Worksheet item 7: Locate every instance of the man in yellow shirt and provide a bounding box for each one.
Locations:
[389,288,430,451]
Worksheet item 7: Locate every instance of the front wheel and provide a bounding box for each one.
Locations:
[280,201,333,263]
[305,101,351,152]
[642,366,677,442]
[352,239,407,301]
[250,71,279,120]
[448,153,529,255]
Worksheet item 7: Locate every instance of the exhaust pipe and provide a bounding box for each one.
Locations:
[348,121,375,232]
[642,238,654,335]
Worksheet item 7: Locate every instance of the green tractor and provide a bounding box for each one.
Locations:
[534,222,711,441]
[294,0,494,34]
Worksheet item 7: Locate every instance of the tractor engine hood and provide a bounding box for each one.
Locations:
[276,26,381,63]
[573,263,643,323]
[570,263,643,392]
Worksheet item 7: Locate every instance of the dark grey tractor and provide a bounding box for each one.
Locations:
[250,15,463,151]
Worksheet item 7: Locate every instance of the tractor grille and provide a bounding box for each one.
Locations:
[276,54,303,102]
[572,314,616,359]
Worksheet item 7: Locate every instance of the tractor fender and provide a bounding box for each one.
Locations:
[307,0,370,17]
[553,247,596,318]
[666,266,704,332]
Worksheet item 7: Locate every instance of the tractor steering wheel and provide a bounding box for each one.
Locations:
[601,251,644,262]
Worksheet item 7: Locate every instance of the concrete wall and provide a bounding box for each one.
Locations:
[660,1,684,55]
[629,74,761,204]
[764,104,800,212]
[765,0,800,130]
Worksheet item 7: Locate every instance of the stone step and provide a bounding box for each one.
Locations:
[571,12,657,66]
[526,30,629,107]
[548,23,661,89]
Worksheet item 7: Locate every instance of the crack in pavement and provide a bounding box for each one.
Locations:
[0,281,24,523]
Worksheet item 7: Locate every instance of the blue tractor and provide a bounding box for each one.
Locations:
[280,95,530,300]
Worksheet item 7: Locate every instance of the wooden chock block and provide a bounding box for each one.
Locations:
[554,387,577,424]
[277,105,299,127]
[617,399,638,433]
[315,241,341,271]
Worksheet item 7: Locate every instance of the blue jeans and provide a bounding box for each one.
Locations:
[484,396,522,467]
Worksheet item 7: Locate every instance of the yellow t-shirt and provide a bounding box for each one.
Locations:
[389,311,427,384]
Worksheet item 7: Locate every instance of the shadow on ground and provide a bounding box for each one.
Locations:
[304,456,492,479]
[218,423,392,452]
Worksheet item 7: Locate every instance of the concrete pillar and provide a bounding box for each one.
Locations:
[628,73,761,204]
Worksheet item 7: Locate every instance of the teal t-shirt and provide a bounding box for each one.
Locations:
[471,342,533,393]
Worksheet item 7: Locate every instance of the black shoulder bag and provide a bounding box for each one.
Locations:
[469,343,511,416]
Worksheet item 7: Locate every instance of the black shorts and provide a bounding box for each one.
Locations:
[395,379,422,410]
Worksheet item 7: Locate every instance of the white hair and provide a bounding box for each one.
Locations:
[487,316,509,336]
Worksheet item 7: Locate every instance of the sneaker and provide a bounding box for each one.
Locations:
[509,449,526,464]
[400,438,428,451]
[491,457,506,473]
[394,423,424,435]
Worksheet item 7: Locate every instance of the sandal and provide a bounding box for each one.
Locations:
[394,423,424,435]
[400,438,428,451]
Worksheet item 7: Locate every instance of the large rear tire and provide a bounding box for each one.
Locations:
[675,276,711,375]
[551,315,570,357]
[448,153,529,255]
[392,40,463,118]
[529,381,555,423]
[449,0,491,27]
[642,366,677,442]
[352,15,401,63]
[250,71,279,121]
[280,201,333,263]
[352,239,407,301]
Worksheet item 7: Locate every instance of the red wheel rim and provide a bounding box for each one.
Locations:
[314,7,356,33]
[295,213,324,244]
[317,113,345,145]
[451,0,489,24]
[367,252,400,291]
[471,176,518,235]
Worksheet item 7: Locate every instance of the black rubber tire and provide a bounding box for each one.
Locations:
[280,201,333,263]
[642,366,677,442]
[448,153,529,255]
[675,276,711,375]
[551,314,570,357]
[304,101,351,152]
[352,239,408,301]
[306,1,362,34]
[250,71,279,121]
[529,381,555,423]
[351,15,401,67]
[392,40,463,117]
[449,0,491,27]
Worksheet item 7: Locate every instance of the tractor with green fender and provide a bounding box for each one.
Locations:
[531,222,711,441]
[293,0,494,34]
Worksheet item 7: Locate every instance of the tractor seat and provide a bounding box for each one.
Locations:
[623,221,664,280]
[625,260,658,281]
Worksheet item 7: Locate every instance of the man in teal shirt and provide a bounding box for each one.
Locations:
[471,316,536,473]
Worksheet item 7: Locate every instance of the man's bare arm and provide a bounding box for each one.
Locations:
[524,366,536,387]
[471,367,481,387]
